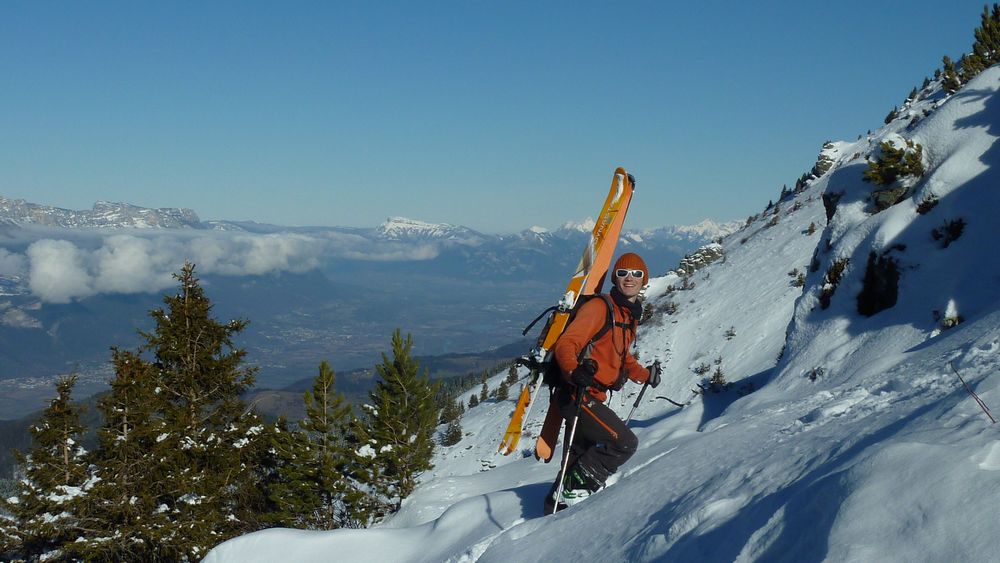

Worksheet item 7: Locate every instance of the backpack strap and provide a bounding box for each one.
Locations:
[577,294,616,362]
[583,295,637,396]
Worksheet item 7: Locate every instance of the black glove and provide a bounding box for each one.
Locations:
[571,359,598,388]
[646,361,662,388]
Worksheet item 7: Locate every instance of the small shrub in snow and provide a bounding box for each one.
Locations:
[933,309,964,330]
[807,367,825,382]
[863,137,925,188]
[660,300,679,316]
[916,195,939,214]
[931,218,966,248]
[692,362,711,376]
[641,302,655,324]
[822,191,843,223]
[819,258,849,310]
[806,222,817,235]
[708,358,729,392]
[942,55,962,93]
[942,314,964,329]
[884,106,899,124]
[857,252,900,317]
[724,326,737,340]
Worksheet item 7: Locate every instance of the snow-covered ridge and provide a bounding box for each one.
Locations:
[558,217,596,233]
[0,196,201,229]
[375,216,484,242]
[666,218,743,239]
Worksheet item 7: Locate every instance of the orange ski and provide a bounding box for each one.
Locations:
[497,167,635,457]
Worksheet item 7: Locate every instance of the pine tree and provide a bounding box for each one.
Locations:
[5,375,92,560]
[496,379,510,401]
[962,4,1000,82]
[468,394,479,408]
[441,418,463,447]
[942,55,962,93]
[505,364,519,386]
[350,330,439,520]
[478,380,489,403]
[74,348,172,561]
[883,106,898,124]
[439,397,461,425]
[146,264,267,559]
[266,361,360,530]
[96,263,265,560]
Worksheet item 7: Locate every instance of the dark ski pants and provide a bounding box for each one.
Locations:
[555,387,638,485]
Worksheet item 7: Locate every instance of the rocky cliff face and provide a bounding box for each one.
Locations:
[0,197,201,229]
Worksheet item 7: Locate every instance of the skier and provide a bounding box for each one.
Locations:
[544,252,662,514]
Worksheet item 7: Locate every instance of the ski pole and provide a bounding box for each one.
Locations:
[625,360,660,424]
[950,362,997,424]
[624,380,650,425]
[553,390,586,514]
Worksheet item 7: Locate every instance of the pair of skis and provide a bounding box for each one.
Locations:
[497,167,635,462]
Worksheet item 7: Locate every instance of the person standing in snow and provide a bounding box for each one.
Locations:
[545,252,662,514]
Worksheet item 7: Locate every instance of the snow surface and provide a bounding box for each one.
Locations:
[207,70,1000,562]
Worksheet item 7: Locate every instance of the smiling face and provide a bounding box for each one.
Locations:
[613,269,643,301]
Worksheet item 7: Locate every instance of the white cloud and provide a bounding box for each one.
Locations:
[94,235,178,294]
[26,239,94,303]
[188,233,324,276]
[17,229,446,303]
[1,307,42,329]
[0,248,27,275]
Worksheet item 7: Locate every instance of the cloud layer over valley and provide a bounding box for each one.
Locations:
[2,228,442,304]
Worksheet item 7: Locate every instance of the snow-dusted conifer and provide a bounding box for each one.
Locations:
[441,419,463,447]
[478,379,488,403]
[350,330,438,519]
[267,361,361,529]
[3,375,91,560]
[97,263,266,560]
[73,348,170,561]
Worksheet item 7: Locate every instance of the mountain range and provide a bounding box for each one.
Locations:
[0,200,737,419]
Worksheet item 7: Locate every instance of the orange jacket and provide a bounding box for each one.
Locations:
[553,295,650,402]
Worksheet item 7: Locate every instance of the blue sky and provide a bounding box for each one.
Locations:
[0,1,989,232]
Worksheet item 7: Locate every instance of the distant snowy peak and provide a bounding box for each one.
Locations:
[629,218,742,243]
[558,217,597,233]
[552,217,740,241]
[667,218,743,239]
[0,196,201,229]
[375,216,484,242]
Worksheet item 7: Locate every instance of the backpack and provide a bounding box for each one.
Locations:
[520,294,621,390]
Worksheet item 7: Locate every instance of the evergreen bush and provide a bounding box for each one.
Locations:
[863,138,925,188]
[931,218,966,248]
[857,252,901,317]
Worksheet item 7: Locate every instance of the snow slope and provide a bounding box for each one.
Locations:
[207,70,1000,562]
